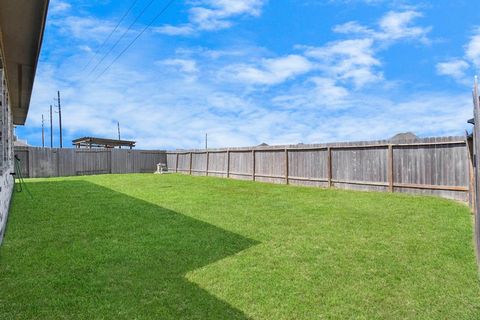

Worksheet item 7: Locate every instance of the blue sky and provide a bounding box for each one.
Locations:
[18,0,480,149]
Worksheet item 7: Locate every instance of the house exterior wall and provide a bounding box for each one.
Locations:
[0,66,16,245]
[0,171,14,244]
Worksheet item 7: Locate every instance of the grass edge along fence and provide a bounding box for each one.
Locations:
[167,136,471,203]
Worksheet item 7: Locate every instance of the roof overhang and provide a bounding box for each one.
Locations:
[0,0,49,125]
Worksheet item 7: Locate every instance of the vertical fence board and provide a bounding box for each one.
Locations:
[112,150,134,174]
[208,151,228,177]
[166,153,177,172]
[332,146,388,192]
[288,149,328,187]
[192,152,207,176]
[393,144,468,200]
[255,150,285,184]
[58,148,76,177]
[229,151,253,180]
[176,153,190,173]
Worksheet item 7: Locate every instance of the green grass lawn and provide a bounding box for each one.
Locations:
[0,174,479,319]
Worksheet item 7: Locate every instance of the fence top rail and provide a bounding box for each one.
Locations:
[166,139,467,154]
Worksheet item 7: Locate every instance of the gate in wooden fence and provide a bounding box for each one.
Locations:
[14,147,167,178]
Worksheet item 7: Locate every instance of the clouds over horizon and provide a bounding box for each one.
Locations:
[21,1,476,149]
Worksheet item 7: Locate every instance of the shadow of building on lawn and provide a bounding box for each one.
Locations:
[0,180,259,319]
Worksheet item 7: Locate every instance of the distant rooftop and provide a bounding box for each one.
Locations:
[72,137,136,149]
[390,132,419,142]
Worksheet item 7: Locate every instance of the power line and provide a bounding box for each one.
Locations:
[94,0,176,81]
[87,0,158,77]
[84,0,141,70]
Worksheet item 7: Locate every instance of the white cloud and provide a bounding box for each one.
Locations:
[303,39,382,87]
[333,10,431,44]
[78,45,93,53]
[436,59,469,79]
[466,28,480,67]
[155,25,196,36]
[377,10,431,43]
[437,28,479,84]
[222,55,313,85]
[161,59,199,74]
[157,0,266,35]
[273,77,350,110]
[51,16,117,42]
[333,21,375,35]
[311,10,431,88]
[50,0,71,15]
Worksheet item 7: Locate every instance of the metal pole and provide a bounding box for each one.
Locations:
[205,133,208,150]
[57,91,63,148]
[118,122,121,149]
[41,114,45,148]
[50,105,53,148]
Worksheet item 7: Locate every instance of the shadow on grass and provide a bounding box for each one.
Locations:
[0,181,258,319]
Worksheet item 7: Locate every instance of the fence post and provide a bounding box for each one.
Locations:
[388,145,394,193]
[466,134,475,212]
[175,153,179,173]
[109,149,113,174]
[226,150,230,178]
[327,147,332,187]
[252,149,256,181]
[285,148,289,185]
[189,152,193,175]
[206,151,209,176]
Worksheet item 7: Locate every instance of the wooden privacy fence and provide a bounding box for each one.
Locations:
[14,147,167,178]
[167,136,470,202]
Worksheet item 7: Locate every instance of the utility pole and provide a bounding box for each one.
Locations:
[205,133,208,150]
[41,114,45,148]
[57,91,63,148]
[50,105,53,148]
[117,122,121,149]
